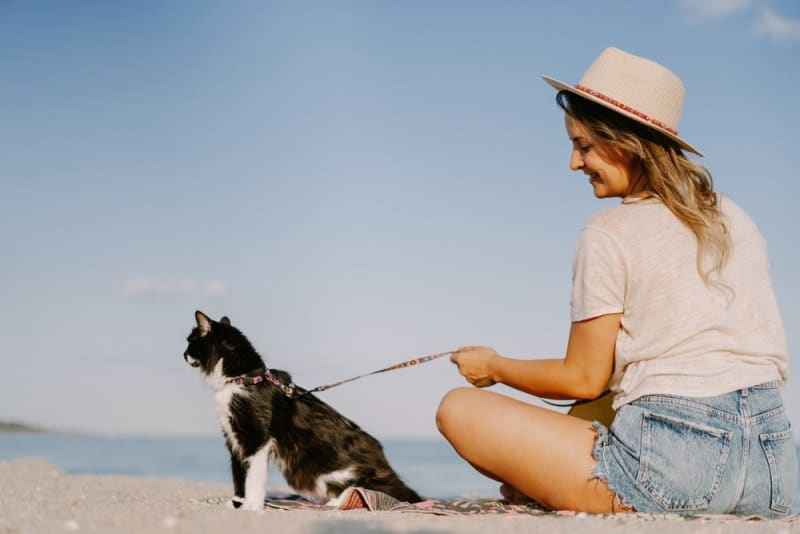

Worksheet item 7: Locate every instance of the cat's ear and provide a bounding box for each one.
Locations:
[220,316,231,326]
[195,310,212,335]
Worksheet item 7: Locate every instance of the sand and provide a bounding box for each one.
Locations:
[0,458,796,533]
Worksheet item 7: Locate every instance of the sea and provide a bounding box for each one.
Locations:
[1,434,798,513]
[0,434,498,500]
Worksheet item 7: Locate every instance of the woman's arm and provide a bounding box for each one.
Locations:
[451,313,620,400]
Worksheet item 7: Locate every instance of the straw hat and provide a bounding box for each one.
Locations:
[542,47,702,156]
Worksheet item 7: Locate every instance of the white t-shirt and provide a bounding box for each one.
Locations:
[571,195,788,410]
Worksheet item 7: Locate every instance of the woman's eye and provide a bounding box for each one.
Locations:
[579,145,592,154]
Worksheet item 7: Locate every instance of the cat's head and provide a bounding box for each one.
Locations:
[183,311,263,382]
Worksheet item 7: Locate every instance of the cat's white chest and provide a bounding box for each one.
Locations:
[205,361,246,456]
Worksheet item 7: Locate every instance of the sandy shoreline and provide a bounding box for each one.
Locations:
[0,458,796,533]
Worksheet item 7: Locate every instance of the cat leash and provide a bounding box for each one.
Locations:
[231,349,604,408]
[231,350,456,399]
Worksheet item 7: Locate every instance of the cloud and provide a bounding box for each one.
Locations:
[679,1,800,42]
[754,8,800,41]
[120,276,227,298]
[679,0,751,20]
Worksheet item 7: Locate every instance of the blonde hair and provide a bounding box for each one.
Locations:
[557,91,731,286]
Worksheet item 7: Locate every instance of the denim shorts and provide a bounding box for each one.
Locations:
[592,381,797,517]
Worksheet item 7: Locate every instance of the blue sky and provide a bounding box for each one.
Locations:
[1,1,798,439]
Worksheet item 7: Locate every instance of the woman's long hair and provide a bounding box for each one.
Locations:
[557,90,731,287]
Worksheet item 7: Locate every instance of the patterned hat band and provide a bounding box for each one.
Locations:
[574,84,679,136]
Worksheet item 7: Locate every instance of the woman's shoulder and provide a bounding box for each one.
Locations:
[718,194,750,221]
[718,194,765,240]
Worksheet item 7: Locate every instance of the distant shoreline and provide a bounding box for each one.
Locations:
[0,421,50,434]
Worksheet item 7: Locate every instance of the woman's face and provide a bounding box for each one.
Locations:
[565,115,639,199]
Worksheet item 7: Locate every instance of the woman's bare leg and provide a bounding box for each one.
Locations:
[436,387,633,513]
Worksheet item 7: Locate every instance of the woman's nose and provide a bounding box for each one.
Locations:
[569,149,583,171]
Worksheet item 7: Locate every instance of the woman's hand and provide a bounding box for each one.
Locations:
[450,346,499,388]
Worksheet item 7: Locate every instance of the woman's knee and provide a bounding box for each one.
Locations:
[436,387,476,436]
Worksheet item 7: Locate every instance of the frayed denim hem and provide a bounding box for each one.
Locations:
[590,420,636,512]
[590,421,610,481]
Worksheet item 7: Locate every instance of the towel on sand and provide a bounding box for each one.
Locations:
[202,488,797,521]
[263,487,549,516]
[248,489,794,521]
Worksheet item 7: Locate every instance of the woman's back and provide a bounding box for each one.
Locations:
[574,195,788,407]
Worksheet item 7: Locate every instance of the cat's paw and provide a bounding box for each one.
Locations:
[325,494,344,507]
[240,499,264,511]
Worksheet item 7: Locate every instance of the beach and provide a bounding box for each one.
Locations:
[1,458,796,534]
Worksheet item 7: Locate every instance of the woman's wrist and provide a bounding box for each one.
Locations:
[487,353,503,385]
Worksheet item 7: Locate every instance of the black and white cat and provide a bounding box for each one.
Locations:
[183,311,422,510]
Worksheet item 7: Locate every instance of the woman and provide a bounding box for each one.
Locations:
[436,47,795,517]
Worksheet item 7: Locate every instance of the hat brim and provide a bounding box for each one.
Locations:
[542,75,703,157]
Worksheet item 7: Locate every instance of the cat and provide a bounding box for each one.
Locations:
[183,310,422,510]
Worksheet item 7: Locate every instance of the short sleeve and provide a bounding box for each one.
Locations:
[571,226,626,322]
